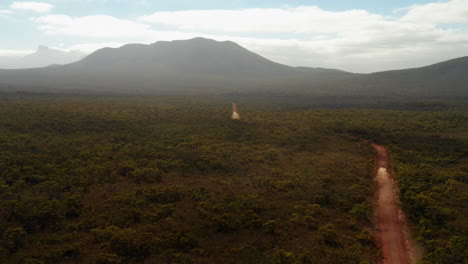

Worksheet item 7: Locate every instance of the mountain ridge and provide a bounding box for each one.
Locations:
[0,38,466,98]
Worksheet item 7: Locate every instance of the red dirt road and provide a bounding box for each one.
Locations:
[372,144,411,264]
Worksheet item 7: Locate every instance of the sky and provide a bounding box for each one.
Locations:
[0,0,468,72]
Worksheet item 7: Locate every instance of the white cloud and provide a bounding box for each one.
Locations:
[33,15,155,38]
[10,2,53,13]
[32,14,218,43]
[0,10,13,14]
[401,0,468,24]
[0,49,34,56]
[61,42,126,53]
[139,7,387,34]
[137,4,468,38]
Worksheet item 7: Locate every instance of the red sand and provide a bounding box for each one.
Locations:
[372,144,411,264]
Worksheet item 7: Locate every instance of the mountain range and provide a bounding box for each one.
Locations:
[0,38,466,98]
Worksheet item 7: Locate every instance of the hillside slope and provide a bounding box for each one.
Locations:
[345,56,468,97]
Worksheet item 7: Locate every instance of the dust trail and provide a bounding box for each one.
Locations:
[232,103,240,120]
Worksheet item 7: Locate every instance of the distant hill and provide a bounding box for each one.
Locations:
[0,38,466,98]
[340,56,468,97]
[0,46,85,69]
[76,38,293,76]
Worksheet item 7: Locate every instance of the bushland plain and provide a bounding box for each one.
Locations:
[0,94,465,263]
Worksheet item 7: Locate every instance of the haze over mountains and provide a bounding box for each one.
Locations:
[0,38,466,98]
[0,46,85,69]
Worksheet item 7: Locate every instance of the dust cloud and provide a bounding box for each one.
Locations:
[232,103,240,120]
[232,112,240,120]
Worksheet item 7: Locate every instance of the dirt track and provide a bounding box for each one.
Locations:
[372,144,412,264]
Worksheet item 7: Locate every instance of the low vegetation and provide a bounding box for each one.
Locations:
[0,94,466,263]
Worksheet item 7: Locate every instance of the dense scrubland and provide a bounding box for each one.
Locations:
[0,94,466,263]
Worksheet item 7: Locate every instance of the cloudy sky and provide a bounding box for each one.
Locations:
[1,0,467,72]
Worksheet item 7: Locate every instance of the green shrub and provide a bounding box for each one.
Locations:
[3,226,27,252]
